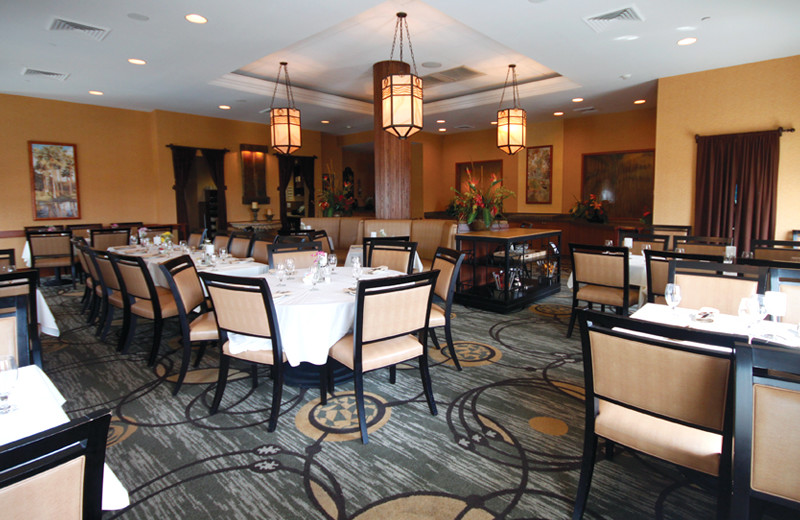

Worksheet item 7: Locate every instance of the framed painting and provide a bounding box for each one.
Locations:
[240,144,270,204]
[526,145,552,204]
[29,141,81,220]
[581,149,654,219]
[455,160,503,193]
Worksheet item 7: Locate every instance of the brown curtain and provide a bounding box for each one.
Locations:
[694,130,780,253]
[201,148,229,232]
[168,145,197,238]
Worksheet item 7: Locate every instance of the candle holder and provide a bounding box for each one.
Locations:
[251,207,260,221]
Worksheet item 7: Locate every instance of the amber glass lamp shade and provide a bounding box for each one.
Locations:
[496,107,526,155]
[270,107,301,155]
[382,73,423,139]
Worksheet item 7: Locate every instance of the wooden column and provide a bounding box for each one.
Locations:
[373,60,411,219]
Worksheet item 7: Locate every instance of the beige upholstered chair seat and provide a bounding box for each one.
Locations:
[33,256,72,268]
[428,303,446,328]
[189,311,218,341]
[329,333,423,373]
[221,339,286,364]
[576,285,638,307]
[595,400,722,476]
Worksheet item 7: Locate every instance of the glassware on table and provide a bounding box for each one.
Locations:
[604,239,614,247]
[219,248,228,263]
[676,248,685,254]
[0,355,19,414]
[309,266,322,290]
[739,295,761,342]
[285,258,295,278]
[130,235,139,246]
[179,240,188,253]
[328,253,338,273]
[352,262,363,280]
[276,263,287,286]
[664,283,681,315]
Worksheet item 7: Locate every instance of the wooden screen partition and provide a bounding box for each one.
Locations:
[581,150,654,220]
[241,144,269,205]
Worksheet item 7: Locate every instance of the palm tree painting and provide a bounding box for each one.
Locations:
[29,141,80,219]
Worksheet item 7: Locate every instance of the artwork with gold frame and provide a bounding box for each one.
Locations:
[526,145,552,204]
[29,141,80,220]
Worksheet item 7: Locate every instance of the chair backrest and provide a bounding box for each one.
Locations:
[212,233,230,251]
[751,240,800,263]
[617,232,669,255]
[109,253,159,306]
[579,310,736,475]
[431,247,465,303]
[139,225,175,241]
[66,224,102,241]
[228,235,253,258]
[26,230,73,265]
[734,342,800,512]
[273,234,309,244]
[644,249,725,303]
[362,235,410,249]
[90,228,131,250]
[250,239,270,264]
[365,239,417,274]
[312,230,333,254]
[24,225,64,232]
[673,235,730,256]
[187,230,206,249]
[570,243,629,289]
[354,271,439,348]
[199,272,283,363]
[0,270,38,367]
[0,248,15,269]
[0,409,111,520]
[267,242,321,268]
[650,224,692,249]
[668,260,767,315]
[92,250,122,293]
[159,255,208,326]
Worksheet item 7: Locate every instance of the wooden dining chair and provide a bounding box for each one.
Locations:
[616,231,669,255]
[673,235,730,256]
[0,409,111,520]
[187,229,206,249]
[323,270,440,444]
[267,242,321,269]
[732,341,800,519]
[566,243,637,338]
[212,233,230,252]
[89,227,131,250]
[66,223,102,242]
[573,310,738,520]
[650,224,692,250]
[139,225,174,241]
[199,273,322,432]
[0,248,15,270]
[427,247,465,371]
[228,233,253,258]
[159,255,218,394]
[668,260,767,315]
[312,229,334,254]
[250,239,270,264]
[0,269,39,367]
[643,249,724,304]
[273,234,309,245]
[751,239,800,263]
[109,253,178,364]
[364,239,417,274]
[26,229,75,288]
[91,249,126,344]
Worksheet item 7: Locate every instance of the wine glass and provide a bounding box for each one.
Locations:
[285,258,295,278]
[641,243,651,258]
[218,248,228,263]
[328,253,338,274]
[0,355,19,414]
[739,296,760,342]
[664,283,681,315]
[275,263,287,286]
[352,262,363,281]
[604,239,614,247]
[309,266,322,291]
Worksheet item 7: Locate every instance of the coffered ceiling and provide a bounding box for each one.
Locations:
[1,0,798,135]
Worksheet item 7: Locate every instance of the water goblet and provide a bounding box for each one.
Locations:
[352,262,362,281]
[219,248,228,263]
[604,239,614,247]
[286,258,296,278]
[641,243,651,258]
[276,263,287,286]
[130,235,139,246]
[328,253,338,274]
[352,255,361,269]
[309,266,322,291]
[664,283,681,316]
[739,295,760,342]
[0,355,19,414]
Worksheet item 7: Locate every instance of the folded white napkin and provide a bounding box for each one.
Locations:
[272,290,292,299]
[369,265,388,273]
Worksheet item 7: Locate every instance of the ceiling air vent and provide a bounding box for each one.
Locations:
[49,18,110,41]
[583,5,644,33]
[422,66,485,87]
[574,106,598,113]
[22,68,70,81]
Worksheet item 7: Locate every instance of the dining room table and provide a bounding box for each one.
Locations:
[0,364,130,511]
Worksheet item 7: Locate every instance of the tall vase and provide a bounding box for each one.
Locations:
[470,219,488,231]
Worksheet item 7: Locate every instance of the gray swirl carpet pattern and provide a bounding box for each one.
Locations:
[32,281,789,519]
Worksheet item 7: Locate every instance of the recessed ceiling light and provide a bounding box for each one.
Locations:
[677,37,697,46]
[421,61,442,68]
[89,90,103,96]
[321,120,330,124]
[676,26,696,31]
[620,73,632,80]
[572,97,584,103]
[185,13,207,24]
[127,13,150,22]
[554,111,564,116]
[218,105,231,110]
[438,128,447,132]
[614,35,639,41]
[634,99,646,105]
[490,121,497,125]
[128,58,146,65]
[436,119,446,124]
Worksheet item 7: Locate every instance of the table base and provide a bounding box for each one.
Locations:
[284,359,352,388]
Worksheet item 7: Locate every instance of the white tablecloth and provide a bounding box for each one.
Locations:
[228,266,403,367]
[36,288,59,337]
[344,245,424,273]
[21,241,31,267]
[0,365,130,510]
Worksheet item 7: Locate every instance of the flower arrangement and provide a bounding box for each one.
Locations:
[451,169,515,229]
[640,206,652,226]
[138,226,149,238]
[160,231,173,243]
[569,194,608,223]
[318,182,356,217]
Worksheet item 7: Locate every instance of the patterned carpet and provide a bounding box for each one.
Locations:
[33,278,787,519]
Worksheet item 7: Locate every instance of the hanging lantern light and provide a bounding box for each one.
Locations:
[382,12,423,139]
[497,64,526,155]
[269,62,301,155]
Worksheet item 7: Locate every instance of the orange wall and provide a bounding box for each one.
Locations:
[562,109,657,211]
[654,55,800,239]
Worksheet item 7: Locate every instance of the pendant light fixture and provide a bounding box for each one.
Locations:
[497,64,526,155]
[269,61,301,155]
[382,12,423,139]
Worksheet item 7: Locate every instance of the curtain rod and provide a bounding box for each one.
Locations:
[695,127,795,142]
[165,144,230,153]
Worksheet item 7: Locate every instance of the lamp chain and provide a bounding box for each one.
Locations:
[388,13,418,76]
[269,62,295,110]
[498,64,520,110]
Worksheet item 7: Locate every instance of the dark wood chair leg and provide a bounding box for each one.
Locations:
[267,366,283,432]
[173,336,192,395]
[605,440,615,460]
[429,327,442,349]
[118,314,136,354]
[443,320,462,371]
[418,354,437,416]
[389,365,396,384]
[319,363,328,405]
[194,341,209,367]
[147,318,163,366]
[210,356,230,414]
[567,307,579,338]
[354,371,368,444]
[573,432,599,520]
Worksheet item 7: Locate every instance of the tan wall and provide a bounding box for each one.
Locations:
[562,109,657,211]
[654,55,800,239]
[523,119,566,213]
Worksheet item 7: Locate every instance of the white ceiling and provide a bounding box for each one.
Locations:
[2,0,798,136]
